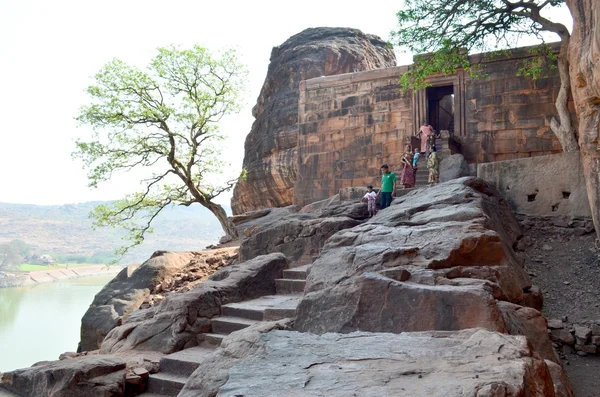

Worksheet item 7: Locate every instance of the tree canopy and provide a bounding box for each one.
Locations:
[74,45,247,258]
[391,0,577,151]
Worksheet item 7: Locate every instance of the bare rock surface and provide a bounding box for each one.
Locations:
[0,355,126,397]
[237,202,365,265]
[440,153,470,183]
[182,328,563,397]
[99,253,288,354]
[80,249,237,352]
[179,320,294,397]
[295,177,558,363]
[231,27,396,214]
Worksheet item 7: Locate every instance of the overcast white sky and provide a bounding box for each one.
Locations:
[0,1,571,206]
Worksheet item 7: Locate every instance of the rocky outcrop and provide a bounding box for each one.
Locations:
[81,252,192,351]
[567,0,600,240]
[237,203,364,265]
[0,355,126,397]
[294,177,557,363]
[79,249,237,352]
[99,253,288,354]
[181,328,563,396]
[179,320,293,397]
[231,27,397,214]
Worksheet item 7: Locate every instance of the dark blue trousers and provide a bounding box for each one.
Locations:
[380,191,393,209]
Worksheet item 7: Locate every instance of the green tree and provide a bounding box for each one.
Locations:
[0,241,24,270]
[391,0,577,152]
[74,45,246,257]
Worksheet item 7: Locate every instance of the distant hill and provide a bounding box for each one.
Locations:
[0,201,228,264]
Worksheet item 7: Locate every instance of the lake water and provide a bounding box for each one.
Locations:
[0,275,114,372]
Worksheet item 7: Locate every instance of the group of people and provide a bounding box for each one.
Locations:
[361,122,441,217]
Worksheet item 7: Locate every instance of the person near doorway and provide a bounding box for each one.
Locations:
[378,164,396,209]
[427,144,440,185]
[412,148,420,180]
[400,145,415,189]
[418,122,434,156]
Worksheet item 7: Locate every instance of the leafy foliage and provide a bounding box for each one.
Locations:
[74,45,247,258]
[391,0,569,89]
[0,240,28,270]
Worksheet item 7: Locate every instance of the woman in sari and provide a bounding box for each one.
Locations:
[427,145,440,184]
[418,122,434,155]
[401,144,415,188]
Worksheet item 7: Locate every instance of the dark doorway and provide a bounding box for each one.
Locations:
[426,85,454,134]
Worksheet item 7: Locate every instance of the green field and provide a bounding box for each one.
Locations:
[17,263,96,272]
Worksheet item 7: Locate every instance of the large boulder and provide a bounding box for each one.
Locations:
[80,251,197,352]
[0,355,126,397]
[181,328,568,397]
[295,178,558,363]
[231,27,397,214]
[99,253,289,354]
[440,153,470,182]
[237,199,368,265]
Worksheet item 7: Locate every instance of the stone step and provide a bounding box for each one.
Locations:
[202,332,225,347]
[146,372,187,396]
[282,265,310,280]
[136,393,170,397]
[275,278,306,294]
[222,294,303,321]
[159,346,215,377]
[222,303,265,321]
[211,316,260,334]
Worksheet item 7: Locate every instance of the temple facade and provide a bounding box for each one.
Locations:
[294,44,566,206]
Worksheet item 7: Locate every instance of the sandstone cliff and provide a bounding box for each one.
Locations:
[231,27,397,214]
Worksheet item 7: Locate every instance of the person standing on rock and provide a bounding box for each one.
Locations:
[378,164,396,210]
[361,185,378,217]
[427,144,440,185]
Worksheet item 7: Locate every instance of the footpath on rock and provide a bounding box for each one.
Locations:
[0,178,581,396]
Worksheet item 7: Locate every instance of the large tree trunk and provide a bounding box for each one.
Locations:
[551,37,579,152]
[566,0,600,239]
[204,200,240,240]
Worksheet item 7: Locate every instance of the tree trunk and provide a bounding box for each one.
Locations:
[204,200,240,240]
[566,0,600,240]
[551,37,579,152]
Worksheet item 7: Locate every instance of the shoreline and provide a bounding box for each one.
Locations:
[0,265,122,288]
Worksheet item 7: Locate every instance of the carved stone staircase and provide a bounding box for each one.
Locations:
[413,136,443,188]
[138,265,309,396]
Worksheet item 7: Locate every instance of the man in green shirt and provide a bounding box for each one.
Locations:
[379,164,396,210]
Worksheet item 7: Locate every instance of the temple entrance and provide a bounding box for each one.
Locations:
[426,85,454,134]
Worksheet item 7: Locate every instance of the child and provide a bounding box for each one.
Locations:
[412,148,420,177]
[361,185,377,217]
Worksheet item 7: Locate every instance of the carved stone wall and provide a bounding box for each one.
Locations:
[294,67,412,206]
[231,27,397,215]
[295,44,568,206]
[462,46,565,163]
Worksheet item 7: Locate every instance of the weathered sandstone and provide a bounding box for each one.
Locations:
[231,27,396,214]
[294,177,557,363]
[181,328,565,397]
[567,0,600,240]
[237,202,365,265]
[80,249,236,352]
[99,253,288,354]
[0,355,126,397]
